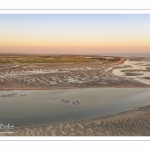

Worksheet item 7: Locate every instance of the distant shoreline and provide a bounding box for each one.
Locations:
[0,53,150,57]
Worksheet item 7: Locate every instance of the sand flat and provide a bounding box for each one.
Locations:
[2,104,150,136]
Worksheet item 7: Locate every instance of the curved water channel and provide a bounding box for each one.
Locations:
[0,88,150,127]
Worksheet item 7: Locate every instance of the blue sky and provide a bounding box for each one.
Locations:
[0,14,150,54]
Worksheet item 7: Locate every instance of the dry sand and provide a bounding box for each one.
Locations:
[0,88,150,136]
[108,57,126,66]
[1,57,150,136]
[1,104,150,136]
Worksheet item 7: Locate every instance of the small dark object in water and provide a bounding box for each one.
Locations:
[61,99,70,103]
[60,99,81,105]
[72,100,81,105]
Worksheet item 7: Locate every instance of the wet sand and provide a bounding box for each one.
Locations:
[113,58,150,86]
[0,88,150,126]
[1,57,150,136]
[2,57,146,90]
[2,104,150,136]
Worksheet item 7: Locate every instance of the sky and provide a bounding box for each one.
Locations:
[0,14,150,54]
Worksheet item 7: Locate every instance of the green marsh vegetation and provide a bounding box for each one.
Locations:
[0,55,121,64]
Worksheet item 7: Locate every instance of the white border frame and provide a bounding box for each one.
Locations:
[0,2,150,140]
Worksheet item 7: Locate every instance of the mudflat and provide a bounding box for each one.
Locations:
[0,56,149,90]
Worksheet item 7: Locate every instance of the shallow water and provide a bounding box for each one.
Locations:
[0,88,150,127]
[113,59,150,85]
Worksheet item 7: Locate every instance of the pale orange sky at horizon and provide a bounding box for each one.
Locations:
[0,46,149,54]
[0,14,150,54]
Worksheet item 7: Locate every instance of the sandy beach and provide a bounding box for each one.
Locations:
[0,88,150,136]
[0,56,150,136]
[1,104,150,136]
[1,13,150,139]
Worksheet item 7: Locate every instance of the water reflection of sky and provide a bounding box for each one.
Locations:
[113,59,150,85]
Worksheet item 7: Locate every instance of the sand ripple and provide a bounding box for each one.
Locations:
[1,105,150,136]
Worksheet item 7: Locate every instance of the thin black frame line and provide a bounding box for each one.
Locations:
[0,9,150,10]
